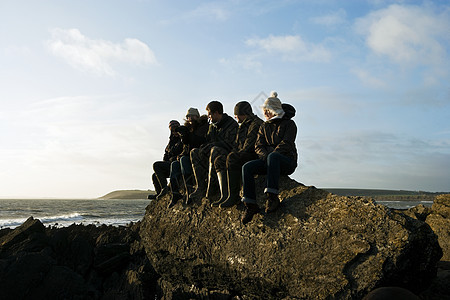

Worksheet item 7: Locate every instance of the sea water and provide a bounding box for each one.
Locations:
[0,198,150,229]
[0,198,434,229]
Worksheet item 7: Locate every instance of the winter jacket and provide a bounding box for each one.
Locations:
[163,134,183,162]
[234,114,263,153]
[205,113,238,152]
[255,103,298,165]
[177,115,209,157]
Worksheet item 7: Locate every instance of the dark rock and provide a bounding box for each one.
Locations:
[0,218,157,300]
[139,176,442,299]
[0,217,46,256]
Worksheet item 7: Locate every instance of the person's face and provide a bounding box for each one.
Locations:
[263,109,274,121]
[186,115,198,124]
[207,110,220,123]
[170,126,179,135]
[235,115,246,124]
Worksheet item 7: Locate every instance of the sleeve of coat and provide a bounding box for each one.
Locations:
[255,124,270,160]
[274,120,297,155]
[211,122,238,152]
[239,120,261,154]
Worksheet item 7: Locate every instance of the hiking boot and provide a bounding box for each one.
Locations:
[168,192,183,208]
[265,193,280,213]
[242,203,260,224]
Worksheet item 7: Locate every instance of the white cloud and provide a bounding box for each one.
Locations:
[47,28,158,76]
[0,94,170,197]
[310,8,347,26]
[355,4,449,66]
[351,68,387,88]
[187,2,230,21]
[246,34,331,62]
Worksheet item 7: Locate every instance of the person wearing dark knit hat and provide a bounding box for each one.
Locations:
[185,107,200,119]
[241,91,298,224]
[148,119,183,200]
[167,108,209,208]
[189,100,239,204]
[208,101,263,208]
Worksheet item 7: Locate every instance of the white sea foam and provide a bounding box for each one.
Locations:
[0,199,149,229]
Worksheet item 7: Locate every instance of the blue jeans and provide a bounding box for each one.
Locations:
[242,152,296,204]
[170,156,193,180]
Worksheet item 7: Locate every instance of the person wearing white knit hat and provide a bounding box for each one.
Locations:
[261,91,285,119]
[241,91,298,224]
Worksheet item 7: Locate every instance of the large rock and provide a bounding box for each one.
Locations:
[426,194,450,261]
[139,176,442,299]
[0,217,156,300]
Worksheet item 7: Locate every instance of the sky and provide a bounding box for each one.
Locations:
[1,0,449,198]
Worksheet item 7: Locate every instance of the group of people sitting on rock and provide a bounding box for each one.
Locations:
[148,91,298,224]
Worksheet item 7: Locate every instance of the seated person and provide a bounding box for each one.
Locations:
[240,92,298,224]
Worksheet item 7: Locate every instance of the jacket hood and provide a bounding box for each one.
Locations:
[282,103,296,120]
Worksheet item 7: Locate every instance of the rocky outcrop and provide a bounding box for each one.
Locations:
[139,177,443,299]
[426,194,450,261]
[0,217,157,300]
[1,180,447,299]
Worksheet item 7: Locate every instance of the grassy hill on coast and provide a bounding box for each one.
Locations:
[98,190,153,200]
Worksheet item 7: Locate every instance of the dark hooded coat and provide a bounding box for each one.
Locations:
[255,103,298,165]
[177,115,209,157]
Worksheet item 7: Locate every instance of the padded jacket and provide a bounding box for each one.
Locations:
[234,114,263,153]
[205,113,239,152]
[255,104,298,165]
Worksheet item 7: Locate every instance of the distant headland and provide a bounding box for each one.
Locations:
[98,189,153,200]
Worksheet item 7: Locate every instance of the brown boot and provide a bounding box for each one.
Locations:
[265,193,280,213]
[242,203,260,224]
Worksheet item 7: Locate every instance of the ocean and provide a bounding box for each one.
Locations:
[0,198,434,229]
[0,198,150,229]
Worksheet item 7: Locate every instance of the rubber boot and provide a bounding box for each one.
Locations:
[156,185,169,201]
[211,171,228,207]
[219,170,241,208]
[168,177,183,208]
[242,203,260,224]
[183,174,195,205]
[206,164,219,203]
[265,192,280,213]
[189,164,207,202]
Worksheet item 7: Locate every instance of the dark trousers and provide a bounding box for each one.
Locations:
[152,161,171,194]
[242,152,296,204]
[170,156,193,180]
[214,151,257,173]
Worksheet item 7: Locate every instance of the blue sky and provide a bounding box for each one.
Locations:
[1,0,449,198]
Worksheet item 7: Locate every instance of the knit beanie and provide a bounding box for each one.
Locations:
[185,107,200,118]
[169,120,180,128]
[262,91,284,116]
[234,101,253,116]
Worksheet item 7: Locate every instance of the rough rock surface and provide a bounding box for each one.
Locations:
[0,217,157,300]
[139,176,443,299]
[426,194,450,261]
[1,181,448,299]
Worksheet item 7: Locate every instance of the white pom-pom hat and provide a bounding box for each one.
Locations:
[262,91,284,116]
